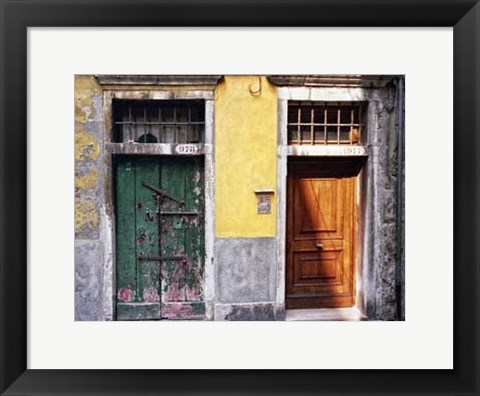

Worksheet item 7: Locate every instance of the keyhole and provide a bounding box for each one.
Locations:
[145,208,154,222]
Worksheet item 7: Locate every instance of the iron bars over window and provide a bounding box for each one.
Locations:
[287,101,366,145]
[112,100,205,144]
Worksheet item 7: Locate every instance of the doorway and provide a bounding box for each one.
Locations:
[286,158,361,309]
[114,156,205,320]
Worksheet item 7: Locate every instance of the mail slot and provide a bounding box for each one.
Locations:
[254,188,275,214]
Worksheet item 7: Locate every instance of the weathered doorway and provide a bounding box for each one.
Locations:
[114,156,205,320]
[286,158,360,309]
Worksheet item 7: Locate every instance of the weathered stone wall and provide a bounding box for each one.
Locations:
[215,238,276,303]
[362,78,405,320]
[74,76,105,321]
[398,78,406,321]
[214,238,277,320]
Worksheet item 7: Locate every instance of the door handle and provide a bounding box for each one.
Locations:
[315,242,324,250]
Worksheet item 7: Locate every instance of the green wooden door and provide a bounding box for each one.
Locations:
[115,156,205,320]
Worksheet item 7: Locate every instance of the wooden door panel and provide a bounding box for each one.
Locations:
[115,159,162,320]
[292,249,343,286]
[136,159,161,305]
[294,178,342,238]
[160,158,187,303]
[115,157,205,320]
[183,160,205,301]
[159,157,204,305]
[286,161,355,309]
[115,160,137,301]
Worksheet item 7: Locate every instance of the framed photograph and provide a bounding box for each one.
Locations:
[1,0,478,395]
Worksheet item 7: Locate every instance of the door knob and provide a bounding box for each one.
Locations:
[315,242,324,250]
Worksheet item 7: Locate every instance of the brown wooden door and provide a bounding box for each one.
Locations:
[286,159,356,309]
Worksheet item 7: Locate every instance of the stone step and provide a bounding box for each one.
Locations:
[286,307,368,321]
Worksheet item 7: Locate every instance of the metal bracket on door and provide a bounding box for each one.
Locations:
[138,255,187,263]
[141,181,185,205]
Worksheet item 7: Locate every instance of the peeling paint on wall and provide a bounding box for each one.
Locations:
[74,75,105,320]
[75,127,100,162]
[74,75,103,242]
[75,169,98,194]
[75,199,100,238]
[75,75,101,123]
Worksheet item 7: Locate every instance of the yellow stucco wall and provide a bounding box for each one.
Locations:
[215,76,277,238]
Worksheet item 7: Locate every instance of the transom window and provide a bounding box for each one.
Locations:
[288,102,366,145]
[112,100,205,144]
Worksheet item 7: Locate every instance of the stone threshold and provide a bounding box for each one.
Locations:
[286,307,367,321]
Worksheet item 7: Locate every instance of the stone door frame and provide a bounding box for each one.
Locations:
[275,84,397,320]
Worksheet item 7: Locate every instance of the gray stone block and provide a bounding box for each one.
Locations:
[215,303,276,321]
[215,237,275,303]
[75,241,104,321]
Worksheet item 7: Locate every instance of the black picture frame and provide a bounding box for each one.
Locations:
[1,1,478,395]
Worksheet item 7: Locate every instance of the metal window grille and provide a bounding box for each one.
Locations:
[287,102,366,145]
[112,100,205,144]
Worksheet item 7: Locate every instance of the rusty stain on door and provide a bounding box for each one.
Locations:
[115,156,205,320]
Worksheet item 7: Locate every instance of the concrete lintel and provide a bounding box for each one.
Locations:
[268,75,396,88]
[287,145,369,157]
[106,90,215,100]
[96,75,223,87]
[277,86,385,102]
[108,142,207,156]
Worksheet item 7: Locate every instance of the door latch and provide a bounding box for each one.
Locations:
[315,242,324,250]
